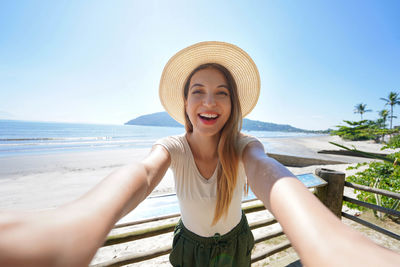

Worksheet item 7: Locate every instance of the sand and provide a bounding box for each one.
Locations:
[0,134,397,266]
[0,134,392,211]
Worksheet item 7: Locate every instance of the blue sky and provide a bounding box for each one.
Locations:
[0,0,399,130]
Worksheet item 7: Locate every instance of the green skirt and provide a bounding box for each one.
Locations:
[169,212,254,267]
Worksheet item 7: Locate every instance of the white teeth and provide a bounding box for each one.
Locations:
[200,113,218,118]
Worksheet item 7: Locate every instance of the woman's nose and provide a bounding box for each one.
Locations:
[203,93,216,106]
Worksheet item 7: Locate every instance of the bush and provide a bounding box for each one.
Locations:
[332,120,379,141]
[345,161,400,219]
[383,134,400,149]
[343,144,400,220]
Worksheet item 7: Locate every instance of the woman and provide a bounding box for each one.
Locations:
[157,58,259,265]
[0,41,399,267]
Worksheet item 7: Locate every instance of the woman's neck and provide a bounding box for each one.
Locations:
[185,131,220,161]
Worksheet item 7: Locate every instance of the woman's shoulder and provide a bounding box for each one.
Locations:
[237,133,263,156]
[155,134,186,152]
[238,132,260,143]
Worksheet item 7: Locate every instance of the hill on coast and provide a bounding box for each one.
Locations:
[125,112,322,133]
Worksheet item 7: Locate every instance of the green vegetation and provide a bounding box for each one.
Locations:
[380,92,400,130]
[330,92,400,220]
[332,91,400,142]
[345,161,400,220]
[384,133,400,150]
[353,103,372,120]
[331,119,399,142]
[332,120,381,141]
[330,142,400,221]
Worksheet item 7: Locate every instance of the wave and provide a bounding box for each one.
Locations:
[0,138,157,146]
[0,142,154,155]
[0,137,114,141]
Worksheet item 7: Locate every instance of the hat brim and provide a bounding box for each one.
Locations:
[159,41,261,125]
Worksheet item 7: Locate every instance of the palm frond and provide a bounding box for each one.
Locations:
[329,142,394,163]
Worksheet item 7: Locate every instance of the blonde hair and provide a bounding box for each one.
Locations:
[183,63,244,225]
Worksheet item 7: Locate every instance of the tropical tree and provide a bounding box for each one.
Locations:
[380,91,400,129]
[377,109,389,129]
[353,103,372,120]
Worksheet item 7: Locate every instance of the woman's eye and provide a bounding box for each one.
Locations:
[192,90,202,94]
[217,91,229,96]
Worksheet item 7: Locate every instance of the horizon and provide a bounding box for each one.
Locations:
[1,1,399,131]
[0,111,345,132]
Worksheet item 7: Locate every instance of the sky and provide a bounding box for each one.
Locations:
[0,0,399,131]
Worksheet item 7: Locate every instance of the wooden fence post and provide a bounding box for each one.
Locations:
[314,168,345,218]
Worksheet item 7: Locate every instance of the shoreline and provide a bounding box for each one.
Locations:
[0,135,393,211]
[2,134,397,265]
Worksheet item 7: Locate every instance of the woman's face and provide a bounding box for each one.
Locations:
[185,67,232,137]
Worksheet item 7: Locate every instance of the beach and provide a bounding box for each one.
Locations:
[1,134,398,266]
[0,134,391,211]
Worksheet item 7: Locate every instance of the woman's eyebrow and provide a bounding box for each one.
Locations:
[190,83,229,89]
[190,83,204,89]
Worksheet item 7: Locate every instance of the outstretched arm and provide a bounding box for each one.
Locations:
[242,141,400,267]
[0,145,170,267]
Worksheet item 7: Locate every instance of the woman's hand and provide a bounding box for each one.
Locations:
[0,207,102,267]
[242,141,400,267]
[0,145,171,267]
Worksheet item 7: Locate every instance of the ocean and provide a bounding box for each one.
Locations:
[0,120,326,221]
[0,120,323,157]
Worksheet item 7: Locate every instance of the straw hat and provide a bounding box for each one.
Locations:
[159,41,260,125]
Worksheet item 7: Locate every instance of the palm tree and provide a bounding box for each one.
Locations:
[377,109,389,129]
[380,91,400,129]
[353,103,372,120]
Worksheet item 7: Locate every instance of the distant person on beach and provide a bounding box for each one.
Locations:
[0,41,399,267]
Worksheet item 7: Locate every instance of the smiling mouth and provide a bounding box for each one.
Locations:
[198,113,219,121]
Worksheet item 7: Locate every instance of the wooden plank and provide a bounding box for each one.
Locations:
[106,202,268,246]
[114,213,180,229]
[251,240,292,263]
[254,229,285,243]
[114,199,264,229]
[266,255,302,267]
[345,182,400,200]
[318,149,388,159]
[94,229,289,267]
[105,222,177,247]
[250,218,278,231]
[342,212,400,241]
[90,245,172,267]
[343,196,400,218]
[267,153,347,167]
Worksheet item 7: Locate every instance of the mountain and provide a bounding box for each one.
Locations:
[242,118,307,132]
[125,112,183,128]
[125,112,324,132]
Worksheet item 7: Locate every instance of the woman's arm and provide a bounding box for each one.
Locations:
[242,141,400,267]
[0,145,170,267]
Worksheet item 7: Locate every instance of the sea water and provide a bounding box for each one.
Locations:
[0,119,322,157]
[0,120,185,157]
[0,120,324,221]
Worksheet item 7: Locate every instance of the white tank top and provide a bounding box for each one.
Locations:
[155,134,259,237]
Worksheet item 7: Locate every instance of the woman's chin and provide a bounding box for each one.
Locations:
[191,126,224,138]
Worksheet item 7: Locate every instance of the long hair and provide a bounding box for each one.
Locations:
[183,63,243,225]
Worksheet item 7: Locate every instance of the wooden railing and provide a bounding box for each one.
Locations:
[90,168,400,267]
[342,181,400,241]
[91,200,289,267]
[314,168,400,241]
